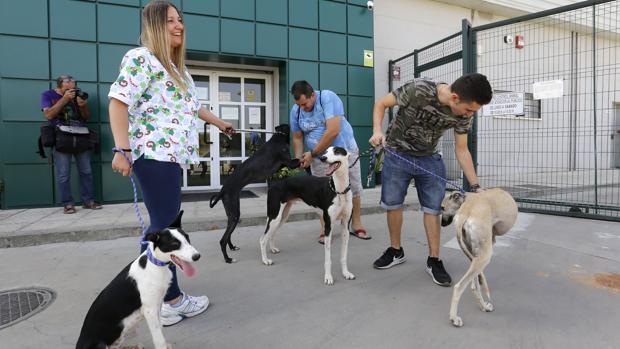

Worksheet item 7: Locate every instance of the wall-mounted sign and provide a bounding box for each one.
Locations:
[364,50,374,67]
[532,80,563,99]
[481,92,524,117]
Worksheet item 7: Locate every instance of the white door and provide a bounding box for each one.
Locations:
[183,69,273,191]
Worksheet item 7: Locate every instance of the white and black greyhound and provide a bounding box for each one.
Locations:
[260,146,355,285]
[76,211,200,349]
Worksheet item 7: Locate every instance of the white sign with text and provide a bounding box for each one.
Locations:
[482,92,524,117]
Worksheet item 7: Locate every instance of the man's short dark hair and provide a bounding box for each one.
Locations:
[450,73,493,105]
[290,80,314,100]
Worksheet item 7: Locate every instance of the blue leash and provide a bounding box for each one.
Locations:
[381,146,466,193]
[112,147,168,266]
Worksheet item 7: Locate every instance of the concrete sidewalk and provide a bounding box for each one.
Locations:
[1,210,619,348]
[0,187,420,249]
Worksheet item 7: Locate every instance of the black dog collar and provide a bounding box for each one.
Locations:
[329,177,351,195]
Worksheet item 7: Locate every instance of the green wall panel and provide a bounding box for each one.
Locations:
[289,28,317,61]
[51,41,98,82]
[0,0,48,37]
[100,0,140,6]
[289,0,318,29]
[98,4,141,45]
[348,66,373,96]
[99,44,136,83]
[221,0,254,21]
[183,0,219,15]
[185,14,219,52]
[256,24,287,58]
[288,60,318,102]
[102,165,141,202]
[4,164,54,207]
[347,4,373,37]
[352,125,372,157]
[99,83,112,122]
[319,63,346,94]
[100,123,115,162]
[319,32,346,64]
[319,1,346,33]
[50,0,96,41]
[221,19,255,55]
[2,123,48,164]
[1,79,50,122]
[348,35,373,66]
[348,0,367,5]
[0,36,49,79]
[347,96,373,126]
[256,0,287,25]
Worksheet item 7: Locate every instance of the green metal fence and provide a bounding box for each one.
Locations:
[389,0,620,221]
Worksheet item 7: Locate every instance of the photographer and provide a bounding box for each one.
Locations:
[41,74,101,214]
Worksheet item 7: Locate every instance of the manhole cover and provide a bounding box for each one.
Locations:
[0,287,56,330]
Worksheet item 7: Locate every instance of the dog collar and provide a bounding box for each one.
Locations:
[329,177,351,195]
[146,245,170,267]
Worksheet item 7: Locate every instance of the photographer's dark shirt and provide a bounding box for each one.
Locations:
[40,89,83,126]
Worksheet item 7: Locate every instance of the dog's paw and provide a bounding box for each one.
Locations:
[450,316,464,327]
[482,302,494,312]
[324,274,334,285]
[342,270,356,280]
[270,247,280,254]
[262,258,273,266]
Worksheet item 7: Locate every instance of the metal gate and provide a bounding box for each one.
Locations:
[389,0,620,221]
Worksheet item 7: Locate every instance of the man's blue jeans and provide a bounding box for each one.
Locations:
[53,149,95,206]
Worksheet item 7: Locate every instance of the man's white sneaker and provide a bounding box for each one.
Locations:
[160,293,209,326]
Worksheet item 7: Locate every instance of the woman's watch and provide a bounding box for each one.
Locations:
[310,149,319,158]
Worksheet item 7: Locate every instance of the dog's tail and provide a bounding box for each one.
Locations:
[209,191,223,208]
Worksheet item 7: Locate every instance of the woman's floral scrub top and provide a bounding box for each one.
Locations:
[108,47,200,167]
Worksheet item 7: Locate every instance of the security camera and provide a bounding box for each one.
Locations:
[367,1,374,10]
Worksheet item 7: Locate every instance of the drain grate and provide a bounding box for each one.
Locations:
[0,287,56,330]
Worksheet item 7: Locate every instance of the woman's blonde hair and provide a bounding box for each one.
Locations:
[141,1,189,91]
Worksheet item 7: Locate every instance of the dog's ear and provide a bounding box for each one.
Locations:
[169,210,184,229]
[451,192,466,204]
[144,231,160,243]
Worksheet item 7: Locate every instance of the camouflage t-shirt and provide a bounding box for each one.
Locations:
[386,78,472,156]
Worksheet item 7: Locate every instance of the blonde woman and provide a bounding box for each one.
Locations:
[108,1,234,326]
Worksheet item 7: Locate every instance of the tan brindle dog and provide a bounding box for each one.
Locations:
[440,188,518,327]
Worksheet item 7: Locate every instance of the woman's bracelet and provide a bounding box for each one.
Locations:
[112,147,132,153]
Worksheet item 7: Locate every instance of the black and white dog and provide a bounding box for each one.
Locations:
[76,211,200,349]
[209,124,300,263]
[260,146,355,285]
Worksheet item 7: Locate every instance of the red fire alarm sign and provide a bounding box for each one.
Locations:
[515,34,524,49]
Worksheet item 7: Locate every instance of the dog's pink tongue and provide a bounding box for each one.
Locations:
[178,259,196,278]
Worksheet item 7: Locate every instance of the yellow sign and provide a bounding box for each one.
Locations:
[363,50,374,67]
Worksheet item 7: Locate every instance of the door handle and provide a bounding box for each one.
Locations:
[203,123,213,144]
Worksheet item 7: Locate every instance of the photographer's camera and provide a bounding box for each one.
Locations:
[74,88,88,100]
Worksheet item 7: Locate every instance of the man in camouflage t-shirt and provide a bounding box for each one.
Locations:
[369,73,492,286]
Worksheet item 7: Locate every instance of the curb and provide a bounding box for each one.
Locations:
[0,203,420,249]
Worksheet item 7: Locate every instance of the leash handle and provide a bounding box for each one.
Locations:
[111,147,148,244]
[383,147,466,193]
[367,147,380,187]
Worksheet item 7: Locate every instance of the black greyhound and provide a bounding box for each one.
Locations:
[210,124,300,263]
